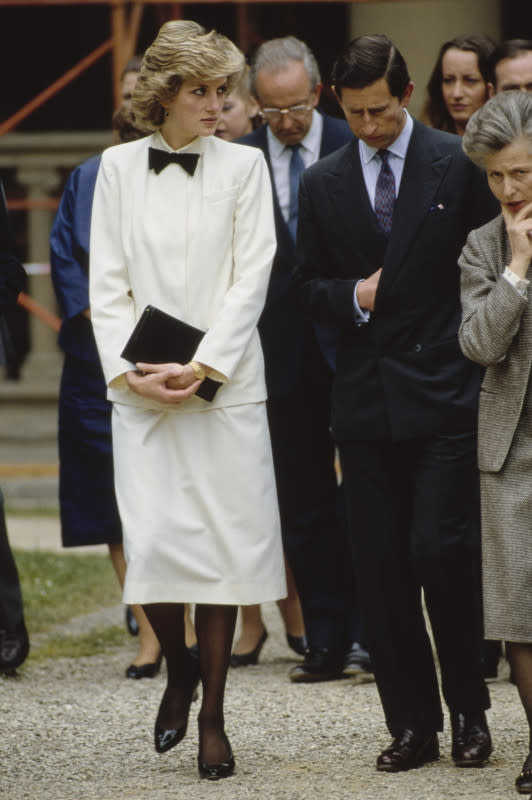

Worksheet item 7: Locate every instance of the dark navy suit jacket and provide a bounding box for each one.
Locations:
[294,121,498,441]
[239,113,353,397]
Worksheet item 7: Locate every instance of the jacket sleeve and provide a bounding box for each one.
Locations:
[89,153,137,388]
[50,168,91,322]
[292,169,357,329]
[459,225,528,367]
[193,150,276,382]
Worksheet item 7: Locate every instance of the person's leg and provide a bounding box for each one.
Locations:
[411,433,489,715]
[506,642,532,791]
[142,602,199,751]
[109,543,161,667]
[339,439,443,737]
[410,432,490,767]
[232,604,265,655]
[278,557,305,638]
[0,488,28,672]
[184,604,197,649]
[195,604,237,766]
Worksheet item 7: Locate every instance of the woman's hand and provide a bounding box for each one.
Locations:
[502,201,532,278]
[126,362,201,404]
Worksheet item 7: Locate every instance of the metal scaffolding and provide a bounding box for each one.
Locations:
[0,0,389,135]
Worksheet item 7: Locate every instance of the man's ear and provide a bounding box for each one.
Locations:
[400,82,414,108]
[311,81,323,107]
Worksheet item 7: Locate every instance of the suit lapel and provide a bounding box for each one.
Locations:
[382,123,452,283]
[323,141,384,275]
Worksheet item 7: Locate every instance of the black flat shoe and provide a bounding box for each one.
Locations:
[125,658,161,680]
[198,741,235,780]
[286,633,308,656]
[516,752,532,794]
[154,662,200,754]
[230,628,267,667]
[125,606,139,636]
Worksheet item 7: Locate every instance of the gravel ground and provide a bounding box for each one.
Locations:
[0,602,527,800]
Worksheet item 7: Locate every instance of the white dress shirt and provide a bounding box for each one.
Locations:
[266,110,323,223]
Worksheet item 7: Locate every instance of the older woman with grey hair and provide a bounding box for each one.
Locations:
[459,90,532,796]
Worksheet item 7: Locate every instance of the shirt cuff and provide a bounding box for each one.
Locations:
[353,280,371,326]
[503,266,529,298]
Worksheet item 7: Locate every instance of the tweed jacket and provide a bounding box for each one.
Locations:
[459,214,532,473]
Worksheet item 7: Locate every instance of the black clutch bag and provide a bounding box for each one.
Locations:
[120,304,221,402]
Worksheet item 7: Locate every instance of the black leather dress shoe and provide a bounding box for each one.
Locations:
[342,642,373,677]
[289,648,343,683]
[230,628,267,667]
[451,710,492,767]
[0,624,29,673]
[286,633,308,656]
[198,739,235,780]
[377,729,439,772]
[515,752,532,794]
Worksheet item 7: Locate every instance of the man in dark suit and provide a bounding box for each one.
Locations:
[239,36,370,683]
[0,179,29,673]
[293,34,497,768]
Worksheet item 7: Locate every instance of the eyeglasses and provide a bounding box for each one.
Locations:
[259,102,313,123]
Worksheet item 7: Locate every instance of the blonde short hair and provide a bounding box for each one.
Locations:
[132,20,245,131]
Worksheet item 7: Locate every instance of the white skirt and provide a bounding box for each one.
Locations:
[112,401,286,605]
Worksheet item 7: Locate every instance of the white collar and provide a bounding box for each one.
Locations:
[267,109,323,158]
[359,110,414,165]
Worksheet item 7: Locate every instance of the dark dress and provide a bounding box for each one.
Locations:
[50,155,122,547]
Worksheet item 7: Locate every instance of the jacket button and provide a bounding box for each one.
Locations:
[414,343,422,352]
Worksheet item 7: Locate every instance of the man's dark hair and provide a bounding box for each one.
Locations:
[331,34,410,99]
[489,38,532,83]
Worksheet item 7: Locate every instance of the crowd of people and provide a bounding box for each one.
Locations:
[1,17,532,794]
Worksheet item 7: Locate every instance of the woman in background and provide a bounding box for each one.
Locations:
[423,34,495,136]
[215,66,260,141]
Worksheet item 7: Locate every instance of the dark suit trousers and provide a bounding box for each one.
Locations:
[0,488,25,632]
[267,333,361,652]
[338,431,489,735]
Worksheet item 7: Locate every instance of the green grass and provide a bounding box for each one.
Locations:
[6,506,59,518]
[27,625,129,664]
[15,549,122,635]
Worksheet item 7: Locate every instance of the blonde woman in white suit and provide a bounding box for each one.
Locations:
[459,90,532,796]
[89,20,285,780]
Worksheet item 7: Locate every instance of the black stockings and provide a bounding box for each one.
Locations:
[142,602,237,763]
[142,602,198,731]
[195,604,237,764]
[506,642,532,752]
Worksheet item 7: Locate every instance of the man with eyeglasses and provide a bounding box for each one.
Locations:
[239,36,371,685]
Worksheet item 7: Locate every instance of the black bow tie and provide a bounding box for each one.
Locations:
[148,147,199,176]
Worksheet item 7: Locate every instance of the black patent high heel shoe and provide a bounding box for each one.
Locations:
[230,628,267,667]
[198,736,235,780]
[154,662,200,754]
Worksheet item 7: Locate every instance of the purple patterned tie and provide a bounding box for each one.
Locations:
[374,149,395,236]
